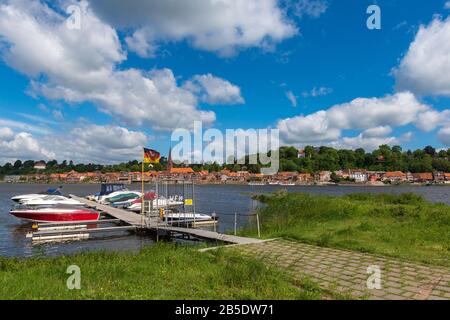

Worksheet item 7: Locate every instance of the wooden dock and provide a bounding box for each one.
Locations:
[70,195,263,245]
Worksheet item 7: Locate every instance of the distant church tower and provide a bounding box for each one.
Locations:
[167,147,173,172]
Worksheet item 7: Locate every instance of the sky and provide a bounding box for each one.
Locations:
[1,0,450,164]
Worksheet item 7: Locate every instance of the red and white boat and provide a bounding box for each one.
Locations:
[10,207,100,222]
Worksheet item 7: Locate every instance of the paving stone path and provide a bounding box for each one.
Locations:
[234,239,450,300]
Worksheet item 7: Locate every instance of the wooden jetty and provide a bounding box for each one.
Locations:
[69,195,263,245]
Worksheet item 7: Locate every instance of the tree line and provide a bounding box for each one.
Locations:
[0,145,449,177]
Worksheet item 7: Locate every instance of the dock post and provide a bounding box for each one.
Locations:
[234,212,237,236]
[256,213,261,238]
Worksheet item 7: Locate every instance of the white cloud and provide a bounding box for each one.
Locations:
[361,126,393,138]
[0,129,55,162]
[277,110,341,143]
[0,118,50,134]
[395,17,450,96]
[285,90,298,107]
[277,92,433,144]
[0,127,14,140]
[184,74,244,105]
[0,0,220,131]
[414,109,450,132]
[335,135,401,151]
[52,110,64,121]
[44,124,150,163]
[284,0,329,19]
[91,0,297,57]
[302,86,333,97]
[438,126,450,146]
[0,122,151,164]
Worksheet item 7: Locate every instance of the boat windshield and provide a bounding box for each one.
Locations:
[100,184,126,195]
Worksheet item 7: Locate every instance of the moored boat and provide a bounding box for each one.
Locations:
[126,195,184,212]
[19,195,84,206]
[10,207,100,222]
[11,186,63,203]
[163,212,215,222]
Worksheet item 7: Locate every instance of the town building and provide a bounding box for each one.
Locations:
[383,171,407,183]
[33,161,46,170]
[412,173,434,183]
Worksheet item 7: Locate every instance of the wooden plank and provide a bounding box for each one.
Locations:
[155,226,264,245]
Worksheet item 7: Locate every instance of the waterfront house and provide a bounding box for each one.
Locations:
[384,171,407,183]
[298,173,313,184]
[297,149,306,158]
[444,173,450,184]
[349,170,368,183]
[3,175,21,183]
[412,173,434,183]
[433,172,445,184]
[315,171,331,183]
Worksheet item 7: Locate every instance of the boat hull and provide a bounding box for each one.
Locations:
[10,209,100,222]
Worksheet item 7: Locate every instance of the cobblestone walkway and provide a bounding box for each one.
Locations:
[234,239,450,300]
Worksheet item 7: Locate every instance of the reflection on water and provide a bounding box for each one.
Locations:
[0,183,449,257]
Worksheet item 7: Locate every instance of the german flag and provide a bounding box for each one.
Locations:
[143,148,161,164]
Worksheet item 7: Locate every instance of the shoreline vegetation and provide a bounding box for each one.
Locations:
[243,192,450,268]
[1,145,449,186]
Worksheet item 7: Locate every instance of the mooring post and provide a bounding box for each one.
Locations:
[212,211,216,233]
[256,213,261,238]
[234,211,237,236]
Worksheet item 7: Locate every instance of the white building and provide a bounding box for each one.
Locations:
[349,170,368,183]
[33,161,46,170]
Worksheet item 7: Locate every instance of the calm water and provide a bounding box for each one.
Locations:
[0,183,449,257]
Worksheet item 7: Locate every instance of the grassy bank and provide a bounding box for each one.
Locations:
[0,243,324,300]
[243,191,450,267]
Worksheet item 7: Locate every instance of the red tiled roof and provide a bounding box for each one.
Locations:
[412,173,433,180]
[385,171,406,178]
[170,168,195,174]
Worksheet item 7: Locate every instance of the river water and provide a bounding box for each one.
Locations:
[0,183,448,257]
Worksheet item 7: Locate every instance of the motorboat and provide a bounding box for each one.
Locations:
[11,186,63,203]
[126,195,184,212]
[19,195,84,206]
[87,183,129,202]
[248,181,266,186]
[163,212,215,222]
[104,191,141,205]
[10,206,100,222]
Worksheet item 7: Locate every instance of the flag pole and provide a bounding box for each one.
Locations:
[141,155,144,226]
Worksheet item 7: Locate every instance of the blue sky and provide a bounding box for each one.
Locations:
[1,0,450,164]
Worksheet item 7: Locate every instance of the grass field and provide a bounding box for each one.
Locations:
[0,243,326,300]
[242,191,450,267]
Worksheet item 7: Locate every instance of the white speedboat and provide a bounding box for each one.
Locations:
[20,195,84,206]
[280,182,296,186]
[11,187,63,203]
[164,212,214,222]
[126,197,184,212]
